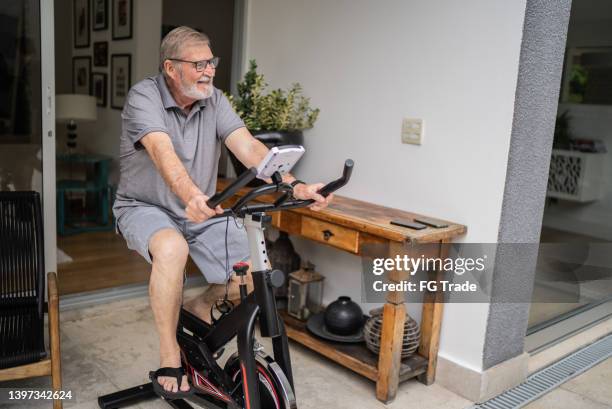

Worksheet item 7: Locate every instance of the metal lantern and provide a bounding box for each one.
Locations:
[287,262,324,321]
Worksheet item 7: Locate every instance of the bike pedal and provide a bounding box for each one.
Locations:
[253,341,265,354]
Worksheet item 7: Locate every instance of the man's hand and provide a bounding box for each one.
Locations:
[185,194,224,223]
[292,183,334,211]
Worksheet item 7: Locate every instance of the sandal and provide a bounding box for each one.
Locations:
[149,366,194,400]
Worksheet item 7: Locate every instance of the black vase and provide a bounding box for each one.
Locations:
[324,296,364,336]
[228,130,304,186]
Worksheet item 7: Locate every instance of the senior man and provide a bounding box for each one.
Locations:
[112,26,331,397]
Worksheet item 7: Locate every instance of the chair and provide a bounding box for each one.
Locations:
[0,191,62,409]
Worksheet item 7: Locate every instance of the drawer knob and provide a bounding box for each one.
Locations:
[322,229,334,241]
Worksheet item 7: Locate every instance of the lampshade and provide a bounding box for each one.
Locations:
[56,94,97,123]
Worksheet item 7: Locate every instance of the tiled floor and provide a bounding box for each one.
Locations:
[1,291,610,409]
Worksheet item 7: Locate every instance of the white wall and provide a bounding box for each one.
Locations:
[56,0,163,183]
[542,4,612,240]
[245,0,527,372]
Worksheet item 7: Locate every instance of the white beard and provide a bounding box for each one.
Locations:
[180,73,214,100]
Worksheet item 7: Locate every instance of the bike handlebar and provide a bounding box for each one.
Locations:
[206,167,258,209]
[319,159,353,198]
[210,159,354,218]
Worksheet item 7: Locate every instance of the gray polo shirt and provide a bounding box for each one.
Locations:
[113,73,245,220]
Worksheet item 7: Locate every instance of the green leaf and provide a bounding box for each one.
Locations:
[228,59,319,132]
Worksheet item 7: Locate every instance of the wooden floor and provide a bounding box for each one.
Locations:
[57,230,202,296]
[57,231,152,295]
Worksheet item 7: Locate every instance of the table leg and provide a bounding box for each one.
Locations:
[417,240,448,385]
[100,186,109,226]
[376,241,407,403]
[95,161,110,226]
[417,290,444,385]
[376,302,406,402]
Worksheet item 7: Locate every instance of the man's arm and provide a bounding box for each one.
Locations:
[224,127,333,211]
[223,127,294,182]
[140,131,222,222]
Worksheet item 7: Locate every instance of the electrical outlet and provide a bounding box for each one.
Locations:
[401,118,424,145]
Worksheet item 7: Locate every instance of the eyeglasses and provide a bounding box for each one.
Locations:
[168,56,220,72]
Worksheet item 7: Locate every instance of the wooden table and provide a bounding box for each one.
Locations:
[216,179,467,402]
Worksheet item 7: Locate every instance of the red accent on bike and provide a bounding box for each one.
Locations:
[231,366,281,409]
[259,366,281,407]
[241,362,251,409]
[233,261,249,270]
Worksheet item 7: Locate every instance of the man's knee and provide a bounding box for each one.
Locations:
[149,228,189,266]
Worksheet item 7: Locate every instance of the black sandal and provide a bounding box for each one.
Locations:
[149,366,193,400]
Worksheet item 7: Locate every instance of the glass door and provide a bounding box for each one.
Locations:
[0,0,56,273]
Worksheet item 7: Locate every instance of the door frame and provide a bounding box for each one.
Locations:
[41,0,57,276]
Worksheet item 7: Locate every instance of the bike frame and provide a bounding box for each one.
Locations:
[98,160,353,409]
[177,212,295,409]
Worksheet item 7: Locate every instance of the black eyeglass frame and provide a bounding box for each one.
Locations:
[168,57,220,72]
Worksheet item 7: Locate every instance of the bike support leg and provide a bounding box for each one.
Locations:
[237,303,260,409]
[272,318,294,389]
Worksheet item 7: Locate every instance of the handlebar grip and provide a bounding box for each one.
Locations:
[318,159,354,197]
[207,167,257,208]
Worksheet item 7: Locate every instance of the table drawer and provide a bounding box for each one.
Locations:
[300,216,359,253]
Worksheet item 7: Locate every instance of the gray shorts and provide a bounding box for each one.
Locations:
[116,205,249,284]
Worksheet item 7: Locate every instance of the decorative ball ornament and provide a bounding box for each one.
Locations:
[363,307,420,358]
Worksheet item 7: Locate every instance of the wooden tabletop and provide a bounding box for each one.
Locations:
[216,178,467,244]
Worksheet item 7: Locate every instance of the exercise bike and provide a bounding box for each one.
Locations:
[98,155,354,409]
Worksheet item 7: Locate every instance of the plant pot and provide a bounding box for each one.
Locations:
[228,130,304,186]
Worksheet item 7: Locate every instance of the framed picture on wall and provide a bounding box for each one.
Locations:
[92,73,107,107]
[92,0,108,31]
[560,47,612,105]
[73,0,90,48]
[111,54,131,109]
[72,56,92,95]
[112,0,133,40]
[93,41,108,67]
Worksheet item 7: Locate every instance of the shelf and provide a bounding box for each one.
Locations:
[280,311,428,383]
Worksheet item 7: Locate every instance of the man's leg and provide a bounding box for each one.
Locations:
[183,261,255,323]
[148,228,191,394]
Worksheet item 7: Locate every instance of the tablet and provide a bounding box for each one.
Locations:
[256,145,305,180]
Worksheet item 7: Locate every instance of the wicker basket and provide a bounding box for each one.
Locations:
[363,307,420,358]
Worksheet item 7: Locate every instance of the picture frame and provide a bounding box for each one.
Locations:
[560,47,612,105]
[92,72,107,107]
[73,0,90,48]
[93,41,108,67]
[111,54,131,109]
[72,56,92,95]
[112,0,133,40]
[0,13,21,138]
[92,0,108,31]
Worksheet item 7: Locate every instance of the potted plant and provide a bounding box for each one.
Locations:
[227,60,319,179]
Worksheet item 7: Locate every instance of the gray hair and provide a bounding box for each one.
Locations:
[160,26,211,75]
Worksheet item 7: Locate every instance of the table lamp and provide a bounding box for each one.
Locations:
[56,94,97,151]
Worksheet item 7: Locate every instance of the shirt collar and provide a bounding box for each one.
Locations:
[156,73,207,110]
